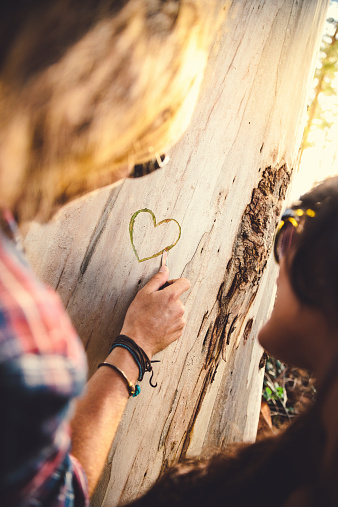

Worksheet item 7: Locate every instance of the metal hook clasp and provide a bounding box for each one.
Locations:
[149,360,160,388]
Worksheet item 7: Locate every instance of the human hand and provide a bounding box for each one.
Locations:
[120,265,190,358]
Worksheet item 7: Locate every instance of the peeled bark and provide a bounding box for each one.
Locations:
[24,0,330,505]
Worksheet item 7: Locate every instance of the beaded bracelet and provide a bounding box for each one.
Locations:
[98,362,141,397]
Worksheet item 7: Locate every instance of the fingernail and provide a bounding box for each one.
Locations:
[161,250,167,265]
[159,266,166,272]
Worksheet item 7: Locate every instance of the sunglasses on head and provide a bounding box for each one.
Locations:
[274,207,316,264]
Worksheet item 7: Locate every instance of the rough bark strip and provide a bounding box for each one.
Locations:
[179,163,292,460]
[211,164,291,360]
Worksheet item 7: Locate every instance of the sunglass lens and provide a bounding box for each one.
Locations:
[275,222,295,263]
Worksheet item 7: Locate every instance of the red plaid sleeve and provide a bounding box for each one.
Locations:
[0,232,89,506]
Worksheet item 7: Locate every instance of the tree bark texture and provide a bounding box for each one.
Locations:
[24,1,330,505]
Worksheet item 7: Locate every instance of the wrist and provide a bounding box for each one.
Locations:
[119,328,153,359]
[106,347,139,383]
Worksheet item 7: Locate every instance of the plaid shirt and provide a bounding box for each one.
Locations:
[0,226,89,506]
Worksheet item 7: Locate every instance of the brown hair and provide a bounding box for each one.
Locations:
[0,0,225,222]
[289,177,338,324]
[127,408,327,506]
[131,361,338,506]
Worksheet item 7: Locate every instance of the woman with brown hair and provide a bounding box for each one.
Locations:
[126,176,338,507]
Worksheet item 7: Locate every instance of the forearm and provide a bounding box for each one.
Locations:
[70,264,189,497]
[70,348,139,497]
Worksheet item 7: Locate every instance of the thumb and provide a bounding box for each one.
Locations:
[144,265,169,293]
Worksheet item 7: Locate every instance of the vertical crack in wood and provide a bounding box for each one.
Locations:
[80,185,123,277]
[63,185,124,310]
[55,249,72,292]
[197,311,209,338]
[178,367,215,461]
[243,317,254,342]
[157,388,180,451]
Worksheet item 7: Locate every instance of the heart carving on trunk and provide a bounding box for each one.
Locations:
[129,208,181,262]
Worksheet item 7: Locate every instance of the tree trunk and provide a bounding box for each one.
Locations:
[23,1,329,505]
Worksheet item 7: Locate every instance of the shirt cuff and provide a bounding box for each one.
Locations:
[69,454,89,507]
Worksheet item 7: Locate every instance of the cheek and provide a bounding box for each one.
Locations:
[258,303,295,361]
[258,272,301,362]
[258,285,323,369]
[258,257,331,370]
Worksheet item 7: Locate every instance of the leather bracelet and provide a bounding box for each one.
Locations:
[98,362,141,397]
[109,335,160,387]
[110,343,143,380]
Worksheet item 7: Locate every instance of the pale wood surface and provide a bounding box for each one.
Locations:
[24,0,330,505]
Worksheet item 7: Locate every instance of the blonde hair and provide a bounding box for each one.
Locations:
[0,0,224,222]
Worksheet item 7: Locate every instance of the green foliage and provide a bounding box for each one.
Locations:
[263,356,317,429]
[263,357,291,428]
[263,384,285,402]
[264,358,285,392]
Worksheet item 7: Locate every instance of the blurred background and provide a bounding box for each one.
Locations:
[291,0,338,200]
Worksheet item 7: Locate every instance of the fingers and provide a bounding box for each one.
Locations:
[164,313,186,342]
[172,316,186,338]
[175,299,185,318]
[161,250,168,268]
[163,277,190,299]
[122,273,189,357]
[143,265,169,293]
[142,267,190,299]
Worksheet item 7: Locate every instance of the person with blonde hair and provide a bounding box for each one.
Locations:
[0,1,222,505]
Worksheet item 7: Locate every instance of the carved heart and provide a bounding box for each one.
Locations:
[129,208,181,262]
